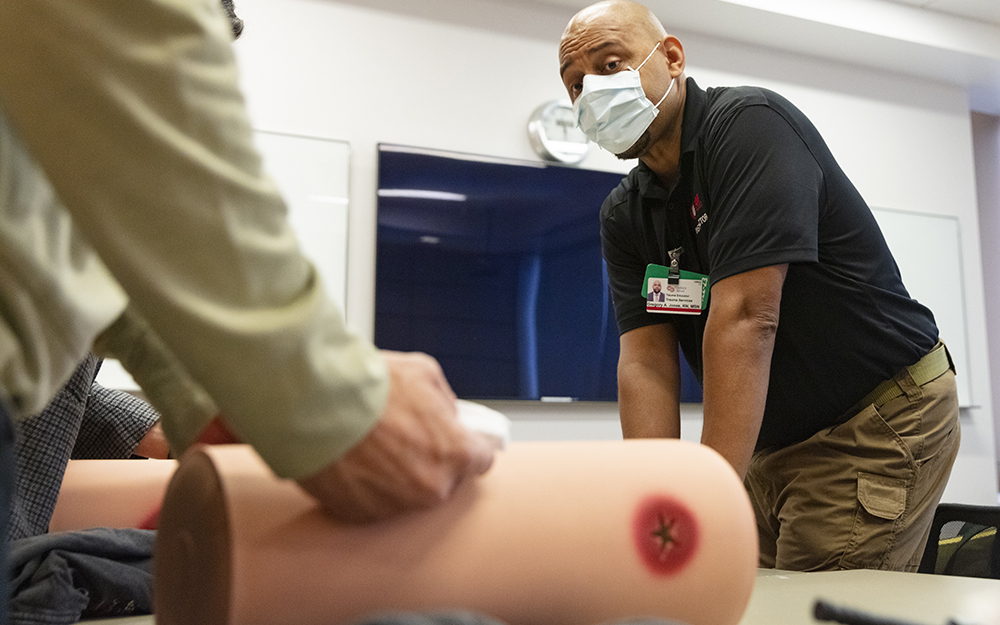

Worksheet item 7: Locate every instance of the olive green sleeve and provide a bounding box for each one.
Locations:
[0,0,387,478]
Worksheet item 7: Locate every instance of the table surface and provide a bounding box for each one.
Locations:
[741,569,1000,625]
[87,569,1000,625]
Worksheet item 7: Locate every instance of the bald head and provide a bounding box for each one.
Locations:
[561,1,666,51]
[559,1,669,81]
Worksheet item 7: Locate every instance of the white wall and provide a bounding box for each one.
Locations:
[972,112,1000,499]
[231,0,998,503]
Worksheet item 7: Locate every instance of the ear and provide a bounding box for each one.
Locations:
[663,35,686,77]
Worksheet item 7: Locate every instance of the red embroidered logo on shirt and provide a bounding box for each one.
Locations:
[689,194,702,219]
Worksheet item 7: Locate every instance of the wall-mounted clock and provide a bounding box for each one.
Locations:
[527,100,591,165]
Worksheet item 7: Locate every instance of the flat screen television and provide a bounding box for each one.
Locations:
[374,144,703,403]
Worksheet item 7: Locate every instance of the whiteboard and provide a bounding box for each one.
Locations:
[253,130,350,311]
[871,207,971,406]
[97,131,351,392]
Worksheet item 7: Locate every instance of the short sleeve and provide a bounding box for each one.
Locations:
[601,200,671,336]
[704,105,821,283]
[72,384,160,459]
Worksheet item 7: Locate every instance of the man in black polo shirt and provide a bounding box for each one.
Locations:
[558,0,961,571]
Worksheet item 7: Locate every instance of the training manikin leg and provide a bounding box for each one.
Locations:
[49,459,177,532]
[154,440,758,625]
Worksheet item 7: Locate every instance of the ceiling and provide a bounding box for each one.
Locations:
[885,0,1000,26]
[527,0,1000,115]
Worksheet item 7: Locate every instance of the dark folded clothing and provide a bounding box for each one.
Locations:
[8,527,155,625]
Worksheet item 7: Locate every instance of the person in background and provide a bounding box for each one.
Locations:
[558,0,960,571]
[0,1,495,623]
[9,355,166,542]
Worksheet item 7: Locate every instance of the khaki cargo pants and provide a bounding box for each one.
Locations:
[745,360,961,571]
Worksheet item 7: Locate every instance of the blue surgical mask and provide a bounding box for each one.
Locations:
[573,43,675,155]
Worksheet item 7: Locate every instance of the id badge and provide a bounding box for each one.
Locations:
[643,264,709,315]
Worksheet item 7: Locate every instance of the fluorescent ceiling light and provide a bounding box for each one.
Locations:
[714,0,969,45]
[716,0,865,24]
[377,189,468,202]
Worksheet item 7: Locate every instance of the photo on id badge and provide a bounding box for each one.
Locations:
[644,265,707,315]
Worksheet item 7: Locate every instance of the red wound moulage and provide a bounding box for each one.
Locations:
[633,495,699,576]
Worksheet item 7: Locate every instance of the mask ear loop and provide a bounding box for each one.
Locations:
[632,42,663,72]
[653,76,675,108]
[631,41,676,109]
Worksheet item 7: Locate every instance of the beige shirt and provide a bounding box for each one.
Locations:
[0,111,129,416]
[0,0,387,479]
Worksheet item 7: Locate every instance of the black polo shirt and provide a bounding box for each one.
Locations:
[601,78,939,449]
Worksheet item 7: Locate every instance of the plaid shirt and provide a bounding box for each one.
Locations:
[9,355,159,541]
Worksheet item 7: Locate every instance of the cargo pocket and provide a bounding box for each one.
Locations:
[840,472,908,569]
[858,472,907,520]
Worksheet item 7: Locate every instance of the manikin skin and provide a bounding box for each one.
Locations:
[48,458,178,532]
[153,441,758,625]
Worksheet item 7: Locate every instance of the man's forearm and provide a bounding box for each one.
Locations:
[699,265,786,478]
[700,315,776,478]
[617,324,683,439]
[619,360,682,438]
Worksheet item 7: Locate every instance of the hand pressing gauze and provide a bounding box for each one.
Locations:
[154,440,757,625]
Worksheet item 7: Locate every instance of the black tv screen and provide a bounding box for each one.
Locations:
[374,144,703,403]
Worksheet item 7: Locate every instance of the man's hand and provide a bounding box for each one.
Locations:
[296,351,498,524]
[133,421,171,459]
